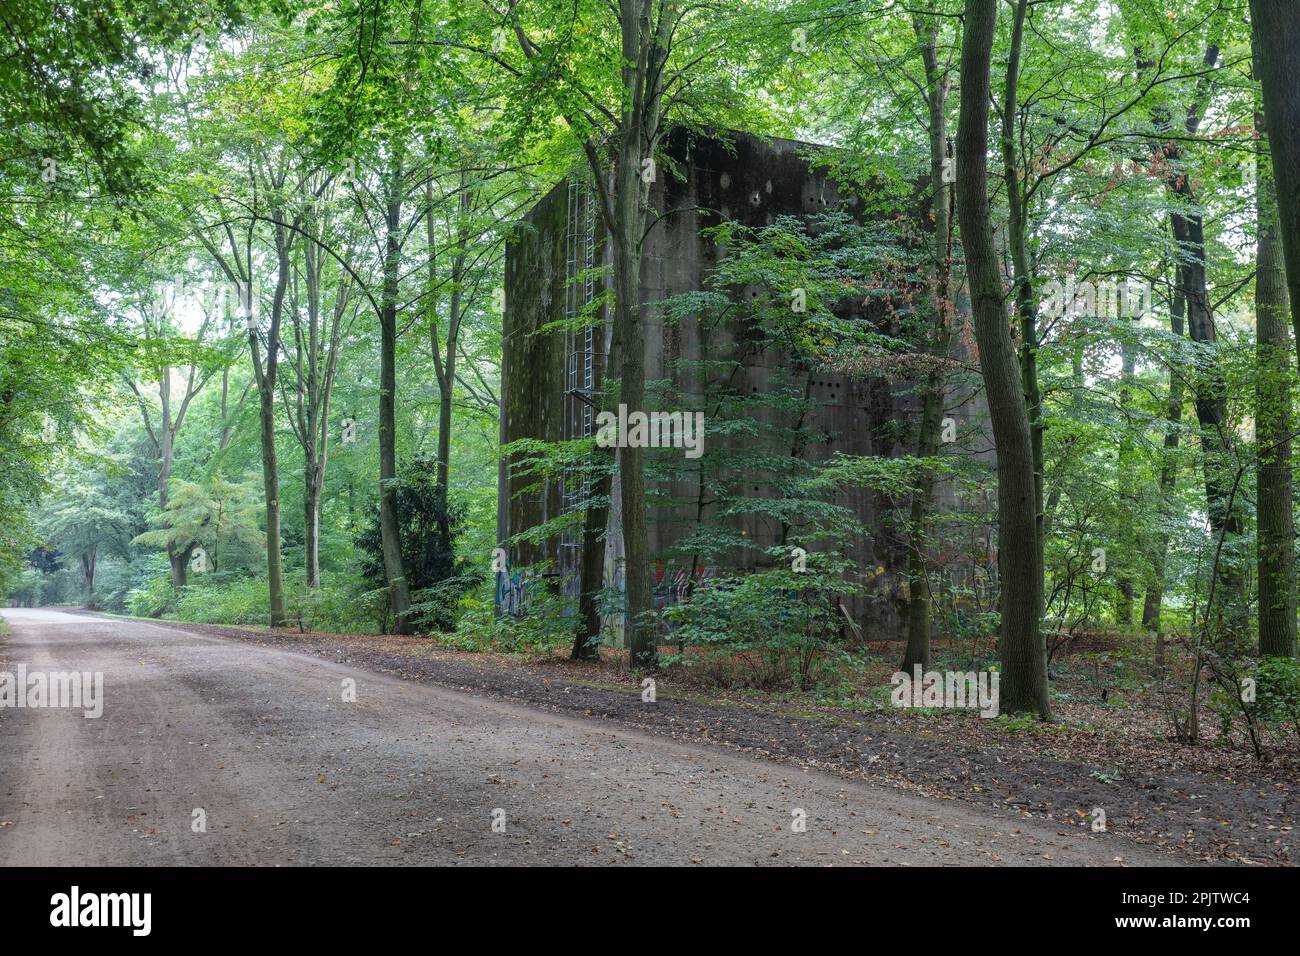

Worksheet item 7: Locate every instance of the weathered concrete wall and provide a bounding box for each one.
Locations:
[500,129,990,643]
[499,183,569,572]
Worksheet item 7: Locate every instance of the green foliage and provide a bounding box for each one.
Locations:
[1210,656,1300,752]
[660,565,853,690]
[450,579,576,654]
[174,576,271,626]
[126,569,178,619]
[357,456,481,631]
[132,476,264,572]
[1252,658,1300,733]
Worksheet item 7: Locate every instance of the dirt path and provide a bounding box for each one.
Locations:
[0,609,1184,866]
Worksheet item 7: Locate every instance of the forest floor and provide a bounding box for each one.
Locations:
[84,613,1298,866]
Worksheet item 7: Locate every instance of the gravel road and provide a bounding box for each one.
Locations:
[0,609,1182,866]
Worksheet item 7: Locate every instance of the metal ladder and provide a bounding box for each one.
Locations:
[559,179,600,571]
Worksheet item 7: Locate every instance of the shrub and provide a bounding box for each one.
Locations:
[356,456,481,632]
[174,575,272,625]
[1254,656,1300,740]
[660,567,848,690]
[126,570,177,618]
[446,576,576,654]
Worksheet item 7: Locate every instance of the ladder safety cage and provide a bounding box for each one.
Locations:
[559,179,604,575]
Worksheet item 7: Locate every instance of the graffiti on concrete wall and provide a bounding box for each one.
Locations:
[495,565,533,618]
[652,561,710,610]
[494,556,713,626]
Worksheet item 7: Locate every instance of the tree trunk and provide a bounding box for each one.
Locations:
[901,12,953,674]
[608,13,656,668]
[999,0,1045,581]
[379,148,411,633]
[1115,330,1137,625]
[167,546,190,589]
[434,199,469,542]
[1251,1,1300,368]
[256,349,287,626]
[1157,45,1247,634]
[294,243,345,592]
[304,461,321,589]
[955,0,1051,717]
[301,231,322,590]
[1255,89,1298,658]
[1141,290,1184,633]
[81,550,96,599]
[574,466,613,660]
[574,325,619,661]
[249,216,291,628]
[1171,208,1247,632]
[612,176,652,666]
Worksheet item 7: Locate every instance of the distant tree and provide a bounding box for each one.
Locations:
[132,476,264,577]
[42,477,133,603]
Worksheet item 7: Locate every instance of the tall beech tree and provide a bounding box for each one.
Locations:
[126,283,221,587]
[1254,53,1297,659]
[283,191,356,589]
[1155,43,1248,632]
[955,0,1050,718]
[1250,1,1300,365]
[900,10,957,673]
[197,177,303,628]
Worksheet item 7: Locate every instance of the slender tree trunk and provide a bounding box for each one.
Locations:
[81,550,96,600]
[257,365,286,626]
[161,428,192,588]
[956,0,1051,717]
[379,148,411,633]
[1116,331,1137,625]
[248,216,291,627]
[1000,0,1045,575]
[1157,45,1247,633]
[1255,91,1298,658]
[574,328,620,661]
[304,462,321,588]
[901,12,953,673]
[302,240,322,590]
[426,178,471,626]
[607,5,659,669]
[612,164,652,665]
[1142,290,1184,634]
[434,369,454,521]
[574,467,613,659]
[220,368,234,451]
[292,232,345,592]
[1251,1,1300,368]
[1171,208,1246,631]
[433,193,469,539]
